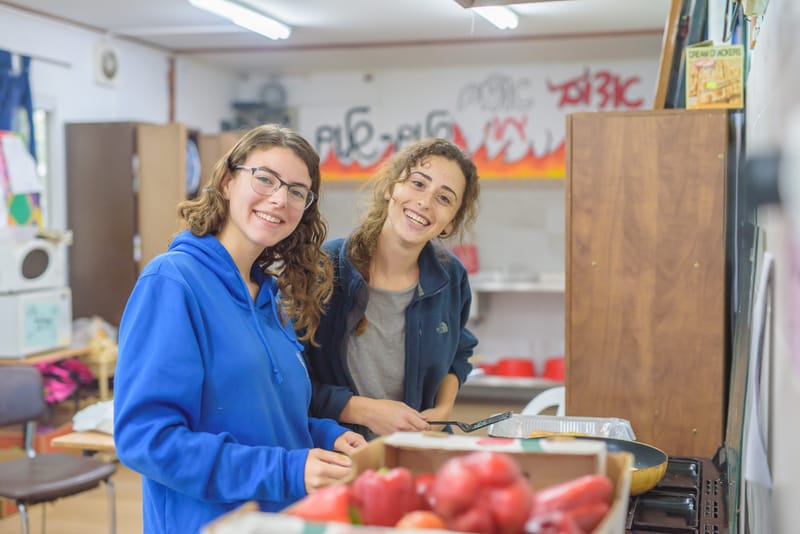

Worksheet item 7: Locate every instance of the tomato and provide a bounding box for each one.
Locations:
[491,478,536,534]
[395,510,448,530]
[415,472,437,511]
[465,449,524,487]
[448,501,493,533]
[524,510,584,534]
[432,451,533,534]
[286,484,352,524]
[432,455,481,517]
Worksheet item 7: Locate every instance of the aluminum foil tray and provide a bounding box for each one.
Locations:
[488,414,636,441]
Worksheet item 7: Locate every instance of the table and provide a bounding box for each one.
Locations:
[0,346,90,366]
[51,431,116,454]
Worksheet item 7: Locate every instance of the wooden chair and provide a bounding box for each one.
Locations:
[0,366,117,534]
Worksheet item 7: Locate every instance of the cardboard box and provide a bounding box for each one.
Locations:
[203,432,632,533]
[0,420,74,453]
[685,44,744,109]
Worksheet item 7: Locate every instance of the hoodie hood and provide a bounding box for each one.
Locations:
[169,230,277,310]
[168,230,287,383]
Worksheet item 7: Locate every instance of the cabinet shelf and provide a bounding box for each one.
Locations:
[469,272,564,293]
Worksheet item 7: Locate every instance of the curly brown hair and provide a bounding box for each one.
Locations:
[347,138,480,281]
[177,124,332,345]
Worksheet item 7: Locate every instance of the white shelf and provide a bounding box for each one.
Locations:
[469,272,564,293]
[459,375,563,402]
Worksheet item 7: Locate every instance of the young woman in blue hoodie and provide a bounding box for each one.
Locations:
[305,138,480,440]
[113,124,366,533]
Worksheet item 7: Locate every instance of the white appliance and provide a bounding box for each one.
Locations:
[0,286,72,358]
[0,226,70,294]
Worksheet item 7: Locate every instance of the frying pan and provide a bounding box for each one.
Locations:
[563,436,668,495]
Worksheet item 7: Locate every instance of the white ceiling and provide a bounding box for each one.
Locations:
[7,0,672,74]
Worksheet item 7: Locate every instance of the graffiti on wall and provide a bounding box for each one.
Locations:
[304,63,652,181]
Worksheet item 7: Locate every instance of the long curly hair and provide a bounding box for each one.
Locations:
[177,124,332,345]
[347,138,480,281]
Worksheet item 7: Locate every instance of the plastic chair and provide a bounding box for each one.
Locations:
[521,386,566,416]
[0,366,117,534]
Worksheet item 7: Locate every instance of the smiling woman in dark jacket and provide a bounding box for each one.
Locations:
[305,138,480,440]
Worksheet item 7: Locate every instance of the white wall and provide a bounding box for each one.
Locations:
[0,5,236,234]
[239,50,661,368]
[745,0,800,530]
[0,3,662,371]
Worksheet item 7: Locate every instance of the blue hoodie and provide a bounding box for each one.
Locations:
[113,231,348,534]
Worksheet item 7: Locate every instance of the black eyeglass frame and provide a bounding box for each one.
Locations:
[233,165,317,209]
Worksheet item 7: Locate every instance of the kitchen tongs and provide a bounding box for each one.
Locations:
[428,411,513,432]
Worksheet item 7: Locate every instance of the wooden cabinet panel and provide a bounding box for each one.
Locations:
[136,123,187,270]
[197,131,243,190]
[565,110,728,457]
[67,122,187,326]
[67,123,138,326]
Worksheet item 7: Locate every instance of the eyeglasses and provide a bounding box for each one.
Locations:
[234,165,316,209]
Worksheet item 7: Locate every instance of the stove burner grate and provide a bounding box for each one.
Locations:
[626,456,728,534]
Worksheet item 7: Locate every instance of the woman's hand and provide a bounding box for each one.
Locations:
[303,448,354,494]
[369,399,431,435]
[341,397,430,436]
[334,430,367,455]
[420,406,453,432]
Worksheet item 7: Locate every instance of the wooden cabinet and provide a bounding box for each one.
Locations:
[565,110,728,457]
[197,131,243,189]
[66,122,187,326]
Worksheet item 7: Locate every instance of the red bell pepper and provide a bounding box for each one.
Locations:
[350,466,420,527]
[286,484,353,524]
[527,474,613,533]
[564,501,610,532]
[530,474,613,516]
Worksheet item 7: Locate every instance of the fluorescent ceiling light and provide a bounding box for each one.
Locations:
[474,6,519,30]
[187,0,291,40]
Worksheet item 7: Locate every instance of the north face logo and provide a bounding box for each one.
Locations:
[436,322,449,334]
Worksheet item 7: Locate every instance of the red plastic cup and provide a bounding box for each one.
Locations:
[542,356,565,381]
[495,357,537,378]
[477,363,498,375]
[451,244,479,274]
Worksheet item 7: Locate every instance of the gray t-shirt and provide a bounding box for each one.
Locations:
[346,284,416,407]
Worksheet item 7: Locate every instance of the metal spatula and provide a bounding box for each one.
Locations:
[428,411,513,432]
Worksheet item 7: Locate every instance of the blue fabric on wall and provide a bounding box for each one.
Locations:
[0,50,36,157]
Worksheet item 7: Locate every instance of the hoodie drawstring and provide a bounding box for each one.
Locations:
[243,279,285,385]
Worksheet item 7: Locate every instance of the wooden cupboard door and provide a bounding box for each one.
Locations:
[136,123,187,271]
[67,122,138,326]
[565,110,728,457]
[197,131,244,188]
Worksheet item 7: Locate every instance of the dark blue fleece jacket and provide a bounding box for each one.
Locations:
[305,237,477,437]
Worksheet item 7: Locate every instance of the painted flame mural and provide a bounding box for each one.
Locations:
[305,62,653,181]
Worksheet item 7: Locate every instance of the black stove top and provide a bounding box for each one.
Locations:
[626,456,728,534]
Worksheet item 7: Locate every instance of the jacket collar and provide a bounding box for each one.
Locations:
[337,237,452,299]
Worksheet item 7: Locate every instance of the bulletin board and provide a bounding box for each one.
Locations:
[0,130,43,227]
